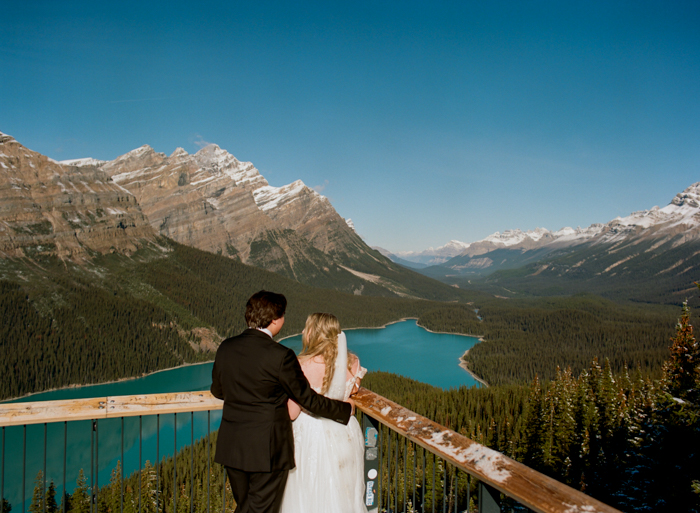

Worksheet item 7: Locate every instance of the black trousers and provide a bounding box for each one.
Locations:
[226,467,290,513]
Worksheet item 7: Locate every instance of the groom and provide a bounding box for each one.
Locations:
[211,290,353,513]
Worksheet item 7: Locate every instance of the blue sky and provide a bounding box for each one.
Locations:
[2,1,698,252]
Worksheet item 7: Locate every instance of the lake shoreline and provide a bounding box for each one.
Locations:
[1,360,215,403]
[5,318,488,402]
[458,349,490,387]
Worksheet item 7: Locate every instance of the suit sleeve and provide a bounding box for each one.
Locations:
[210,357,223,400]
[279,349,352,425]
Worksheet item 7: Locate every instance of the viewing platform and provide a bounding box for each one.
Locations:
[0,389,623,513]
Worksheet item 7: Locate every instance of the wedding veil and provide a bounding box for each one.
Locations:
[327,331,348,401]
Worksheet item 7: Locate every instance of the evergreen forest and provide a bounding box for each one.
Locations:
[16,303,700,511]
[1,237,699,511]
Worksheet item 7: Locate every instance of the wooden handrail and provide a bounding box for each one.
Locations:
[0,389,622,513]
[0,392,222,426]
[353,388,622,513]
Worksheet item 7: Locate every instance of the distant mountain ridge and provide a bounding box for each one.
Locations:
[390,182,700,268]
[388,240,472,265]
[406,182,700,304]
[0,131,464,300]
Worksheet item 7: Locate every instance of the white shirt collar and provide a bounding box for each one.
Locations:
[256,327,273,338]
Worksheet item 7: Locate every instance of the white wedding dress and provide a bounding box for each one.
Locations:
[281,332,369,513]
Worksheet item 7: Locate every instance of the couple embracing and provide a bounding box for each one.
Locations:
[211,290,368,513]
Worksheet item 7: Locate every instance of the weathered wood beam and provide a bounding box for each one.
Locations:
[0,392,223,426]
[352,387,623,513]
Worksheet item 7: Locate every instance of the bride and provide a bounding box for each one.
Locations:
[280,313,369,513]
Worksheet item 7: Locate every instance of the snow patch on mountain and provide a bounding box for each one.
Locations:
[0,132,16,143]
[401,182,700,258]
[600,182,700,241]
[170,148,188,158]
[253,180,311,212]
[346,219,356,231]
[483,228,548,246]
[194,144,268,189]
[115,145,156,162]
[395,240,470,259]
[60,157,107,167]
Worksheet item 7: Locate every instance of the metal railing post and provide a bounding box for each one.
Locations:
[139,415,142,513]
[63,422,67,513]
[90,421,94,513]
[403,437,407,513]
[173,413,177,513]
[43,423,47,513]
[190,412,194,513]
[378,424,383,511]
[23,424,26,513]
[121,417,124,513]
[156,414,160,513]
[395,432,399,513]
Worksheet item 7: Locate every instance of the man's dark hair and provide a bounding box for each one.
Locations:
[245,290,287,329]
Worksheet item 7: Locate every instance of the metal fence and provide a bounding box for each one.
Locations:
[0,390,621,513]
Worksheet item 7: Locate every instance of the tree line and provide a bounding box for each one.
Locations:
[15,300,699,512]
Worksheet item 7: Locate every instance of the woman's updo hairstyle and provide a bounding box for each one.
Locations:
[300,313,341,395]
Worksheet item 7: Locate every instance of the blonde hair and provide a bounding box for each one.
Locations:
[300,313,341,395]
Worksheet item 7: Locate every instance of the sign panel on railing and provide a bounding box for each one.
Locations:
[363,415,380,513]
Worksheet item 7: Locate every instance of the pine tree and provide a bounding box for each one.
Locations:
[46,481,58,513]
[521,376,545,470]
[105,461,122,513]
[663,301,700,402]
[138,462,159,513]
[69,470,90,513]
[549,367,576,479]
[28,471,45,513]
[0,499,11,513]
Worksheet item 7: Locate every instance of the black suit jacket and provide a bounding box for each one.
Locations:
[211,328,352,472]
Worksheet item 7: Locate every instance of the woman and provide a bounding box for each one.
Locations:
[280,313,368,513]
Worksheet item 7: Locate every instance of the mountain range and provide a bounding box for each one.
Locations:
[392,183,700,304]
[0,131,463,301]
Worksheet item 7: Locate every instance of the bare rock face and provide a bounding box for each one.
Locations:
[1,132,401,293]
[0,132,157,260]
[97,142,365,271]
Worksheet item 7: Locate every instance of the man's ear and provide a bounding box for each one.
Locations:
[268,316,285,336]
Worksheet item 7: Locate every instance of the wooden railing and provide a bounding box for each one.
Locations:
[0,390,622,513]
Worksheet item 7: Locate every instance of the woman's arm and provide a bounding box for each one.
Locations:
[287,399,301,420]
[287,357,325,421]
[348,353,362,395]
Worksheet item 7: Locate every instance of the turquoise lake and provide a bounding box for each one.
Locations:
[1,320,480,509]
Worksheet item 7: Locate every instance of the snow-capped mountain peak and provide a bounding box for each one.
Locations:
[60,157,107,167]
[608,182,700,234]
[170,147,189,158]
[193,144,268,189]
[482,227,551,246]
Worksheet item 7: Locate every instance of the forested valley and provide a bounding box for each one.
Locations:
[2,236,699,510]
[0,237,684,400]
[19,302,700,511]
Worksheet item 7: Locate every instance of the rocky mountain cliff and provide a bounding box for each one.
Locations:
[1,131,463,300]
[0,132,157,261]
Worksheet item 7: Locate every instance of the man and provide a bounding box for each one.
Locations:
[211,290,353,513]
